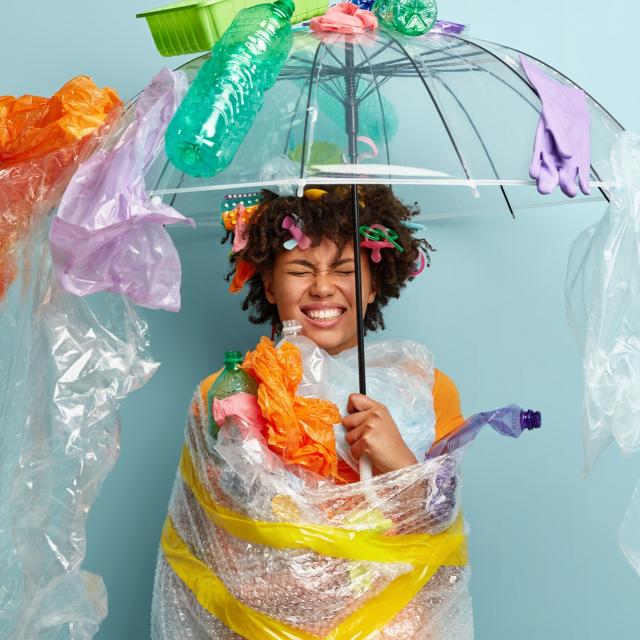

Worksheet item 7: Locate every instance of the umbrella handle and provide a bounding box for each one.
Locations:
[359,454,373,481]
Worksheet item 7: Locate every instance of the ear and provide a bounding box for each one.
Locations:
[367,287,376,305]
[263,272,276,304]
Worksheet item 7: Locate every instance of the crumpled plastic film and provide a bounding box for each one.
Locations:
[151,345,472,639]
[566,131,640,472]
[0,207,158,637]
[0,76,122,300]
[50,68,194,312]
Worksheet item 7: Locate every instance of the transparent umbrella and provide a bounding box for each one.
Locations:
[143,26,623,475]
[146,26,622,219]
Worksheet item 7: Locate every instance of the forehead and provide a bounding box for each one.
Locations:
[279,237,354,265]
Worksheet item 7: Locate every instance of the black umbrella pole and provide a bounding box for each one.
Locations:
[344,43,366,395]
[351,187,367,395]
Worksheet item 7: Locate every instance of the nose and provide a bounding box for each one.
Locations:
[309,270,337,297]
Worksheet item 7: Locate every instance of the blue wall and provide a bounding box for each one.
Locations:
[3,1,640,638]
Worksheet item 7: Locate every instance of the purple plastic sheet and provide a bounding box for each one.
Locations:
[50,67,194,312]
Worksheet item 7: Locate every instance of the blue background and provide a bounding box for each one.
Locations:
[3,1,640,638]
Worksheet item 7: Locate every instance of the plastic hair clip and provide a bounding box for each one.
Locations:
[359,224,403,263]
[282,214,311,251]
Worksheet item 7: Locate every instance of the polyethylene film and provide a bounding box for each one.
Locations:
[151,353,473,638]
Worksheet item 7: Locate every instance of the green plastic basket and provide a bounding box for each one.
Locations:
[137,0,327,57]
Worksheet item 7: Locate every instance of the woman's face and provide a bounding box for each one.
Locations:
[263,237,376,355]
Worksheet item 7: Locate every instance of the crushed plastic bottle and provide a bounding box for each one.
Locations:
[373,0,438,36]
[427,405,541,458]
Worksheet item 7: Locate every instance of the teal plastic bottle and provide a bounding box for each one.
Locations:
[373,0,438,36]
[165,0,295,178]
[207,351,258,439]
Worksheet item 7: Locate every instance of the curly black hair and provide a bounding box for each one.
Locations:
[225,184,434,332]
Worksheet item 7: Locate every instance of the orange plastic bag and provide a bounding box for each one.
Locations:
[243,337,345,481]
[0,76,122,299]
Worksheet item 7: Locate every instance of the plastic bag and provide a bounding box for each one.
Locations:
[50,68,194,312]
[0,192,157,636]
[242,337,343,480]
[151,341,472,639]
[0,76,122,299]
[566,131,640,471]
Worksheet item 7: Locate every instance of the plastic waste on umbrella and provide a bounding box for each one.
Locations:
[165,0,294,177]
[309,2,378,34]
[373,0,438,36]
[207,350,258,439]
[50,68,194,312]
[427,405,541,458]
[520,54,591,198]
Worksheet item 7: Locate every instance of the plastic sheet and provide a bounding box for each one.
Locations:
[0,190,158,635]
[566,131,640,578]
[151,340,472,639]
[566,131,640,471]
[50,68,193,312]
[0,76,122,299]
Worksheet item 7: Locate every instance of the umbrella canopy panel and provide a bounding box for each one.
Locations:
[146,27,623,221]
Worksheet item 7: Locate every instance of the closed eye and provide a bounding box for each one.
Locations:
[287,271,314,277]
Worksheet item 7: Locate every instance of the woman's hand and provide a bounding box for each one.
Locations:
[343,393,418,475]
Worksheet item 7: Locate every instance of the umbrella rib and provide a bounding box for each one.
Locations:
[449,35,615,203]
[384,33,474,182]
[357,42,392,169]
[435,75,515,218]
[298,40,326,182]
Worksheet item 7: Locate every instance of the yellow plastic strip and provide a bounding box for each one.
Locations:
[180,445,468,566]
[162,516,462,640]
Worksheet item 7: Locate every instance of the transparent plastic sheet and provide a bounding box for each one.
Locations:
[0,212,159,637]
[566,131,640,577]
[151,342,473,639]
[566,131,640,471]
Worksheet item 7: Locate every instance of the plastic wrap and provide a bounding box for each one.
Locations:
[0,76,122,299]
[566,131,640,471]
[151,341,472,639]
[0,134,158,636]
[50,68,194,312]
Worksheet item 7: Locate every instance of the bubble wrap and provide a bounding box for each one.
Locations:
[150,384,473,639]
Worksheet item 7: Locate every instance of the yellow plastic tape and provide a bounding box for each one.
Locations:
[180,445,468,565]
[161,445,468,640]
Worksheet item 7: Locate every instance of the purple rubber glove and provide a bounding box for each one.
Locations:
[50,68,194,312]
[520,55,591,198]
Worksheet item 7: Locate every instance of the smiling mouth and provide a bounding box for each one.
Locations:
[302,308,346,322]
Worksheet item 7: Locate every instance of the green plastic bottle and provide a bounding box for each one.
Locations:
[373,0,438,36]
[165,0,295,178]
[207,350,258,439]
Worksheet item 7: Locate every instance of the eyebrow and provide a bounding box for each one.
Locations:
[283,258,355,269]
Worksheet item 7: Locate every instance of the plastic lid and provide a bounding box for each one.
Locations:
[223,350,244,365]
[520,409,542,430]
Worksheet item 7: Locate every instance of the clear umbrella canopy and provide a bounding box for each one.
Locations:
[144,26,623,222]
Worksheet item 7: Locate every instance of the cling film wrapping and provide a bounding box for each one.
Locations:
[151,342,473,639]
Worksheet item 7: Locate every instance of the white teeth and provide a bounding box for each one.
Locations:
[305,308,344,320]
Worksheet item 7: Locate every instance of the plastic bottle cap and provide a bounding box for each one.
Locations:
[223,350,244,365]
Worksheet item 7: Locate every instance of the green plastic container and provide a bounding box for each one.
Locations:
[137,0,327,56]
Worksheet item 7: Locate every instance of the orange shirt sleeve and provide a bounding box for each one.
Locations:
[433,368,465,444]
[192,368,223,418]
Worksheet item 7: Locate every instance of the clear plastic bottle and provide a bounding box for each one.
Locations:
[373,0,438,37]
[165,0,295,177]
[207,350,258,439]
[427,405,541,458]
